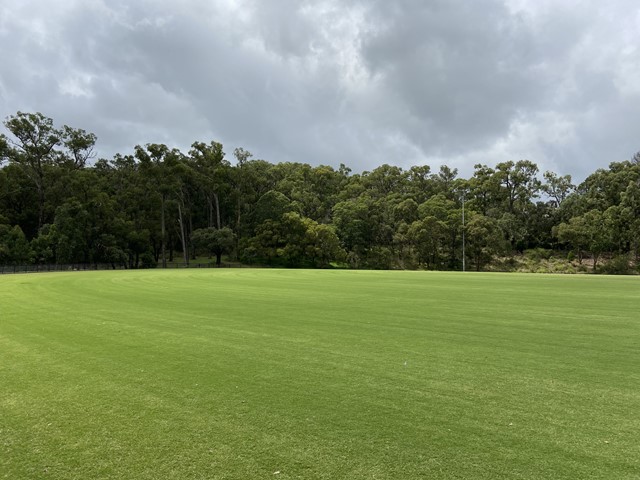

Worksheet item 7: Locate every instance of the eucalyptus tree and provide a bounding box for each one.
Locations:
[251,190,297,231]
[405,165,433,204]
[232,147,253,233]
[135,144,185,268]
[361,164,407,199]
[189,141,230,229]
[494,160,541,214]
[272,163,344,223]
[564,161,640,257]
[391,198,420,266]
[417,194,462,268]
[52,200,92,264]
[607,181,640,261]
[0,164,38,237]
[332,194,395,268]
[542,171,574,208]
[2,112,60,229]
[407,216,448,269]
[191,226,236,266]
[61,125,97,169]
[578,161,640,212]
[170,156,197,265]
[42,166,128,266]
[2,112,96,229]
[468,164,500,216]
[106,154,156,267]
[465,214,507,271]
[0,224,30,265]
[244,212,344,268]
[431,165,459,200]
[393,198,419,225]
[0,134,8,164]
[231,156,277,240]
[307,165,349,222]
[332,196,376,267]
[555,210,612,270]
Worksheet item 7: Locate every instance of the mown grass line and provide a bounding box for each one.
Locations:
[1,270,639,479]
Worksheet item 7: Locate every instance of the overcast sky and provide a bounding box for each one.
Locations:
[1,0,639,180]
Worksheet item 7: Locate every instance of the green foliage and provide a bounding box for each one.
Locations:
[1,111,640,273]
[2,112,97,229]
[598,254,634,275]
[407,216,448,269]
[465,214,507,271]
[251,190,297,228]
[139,251,157,268]
[393,198,419,224]
[30,224,57,263]
[555,209,612,270]
[244,212,344,268]
[542,171,574,207]
[0,134,8,164]
[332,197,376,253]
[53,200,91,263]
[303,221,346,268]
[191,226,236,265]
[524,248,553,261]
[0,224,31,264]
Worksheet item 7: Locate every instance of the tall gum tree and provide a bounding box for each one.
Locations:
[189,141,229,229]
[2,112,96,229]
[3,112,60,229]
[136,144,184,268]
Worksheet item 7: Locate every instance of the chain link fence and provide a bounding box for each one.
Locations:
[0,262,240,274]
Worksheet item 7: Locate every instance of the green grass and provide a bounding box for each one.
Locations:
[1,270,639,479]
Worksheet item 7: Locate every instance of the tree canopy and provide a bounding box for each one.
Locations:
[1,111,639,273]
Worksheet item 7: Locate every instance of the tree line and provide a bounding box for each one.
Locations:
[1,111,639,273]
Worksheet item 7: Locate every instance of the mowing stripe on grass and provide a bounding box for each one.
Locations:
[1,270,639,479]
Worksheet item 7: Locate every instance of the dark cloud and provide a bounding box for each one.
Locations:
[1,0,639,180]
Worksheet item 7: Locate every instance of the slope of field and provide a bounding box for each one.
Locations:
[1,269,639,479]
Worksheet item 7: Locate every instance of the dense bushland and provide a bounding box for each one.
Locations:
[1,111,639,272]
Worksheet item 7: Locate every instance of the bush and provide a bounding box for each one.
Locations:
[140,252,157,269]
[576,263,588,273]
[363,247,394,270]
[524,248,553,261]
[598,255,634,275]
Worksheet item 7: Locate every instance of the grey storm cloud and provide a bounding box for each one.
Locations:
[1,0,639,180]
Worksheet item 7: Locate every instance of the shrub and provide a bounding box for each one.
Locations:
[140,252,157,269]
[599,255,634,275]
[524,248,553,261]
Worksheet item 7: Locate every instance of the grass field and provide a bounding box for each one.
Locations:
[1,269,639,479]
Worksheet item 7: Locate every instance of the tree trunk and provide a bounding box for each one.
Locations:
[207,196,214,228]
[161,194,167,268]
[213,192,221,229]
[37,186,45,230]
[177,200,189,265]
[189,215,196,260]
